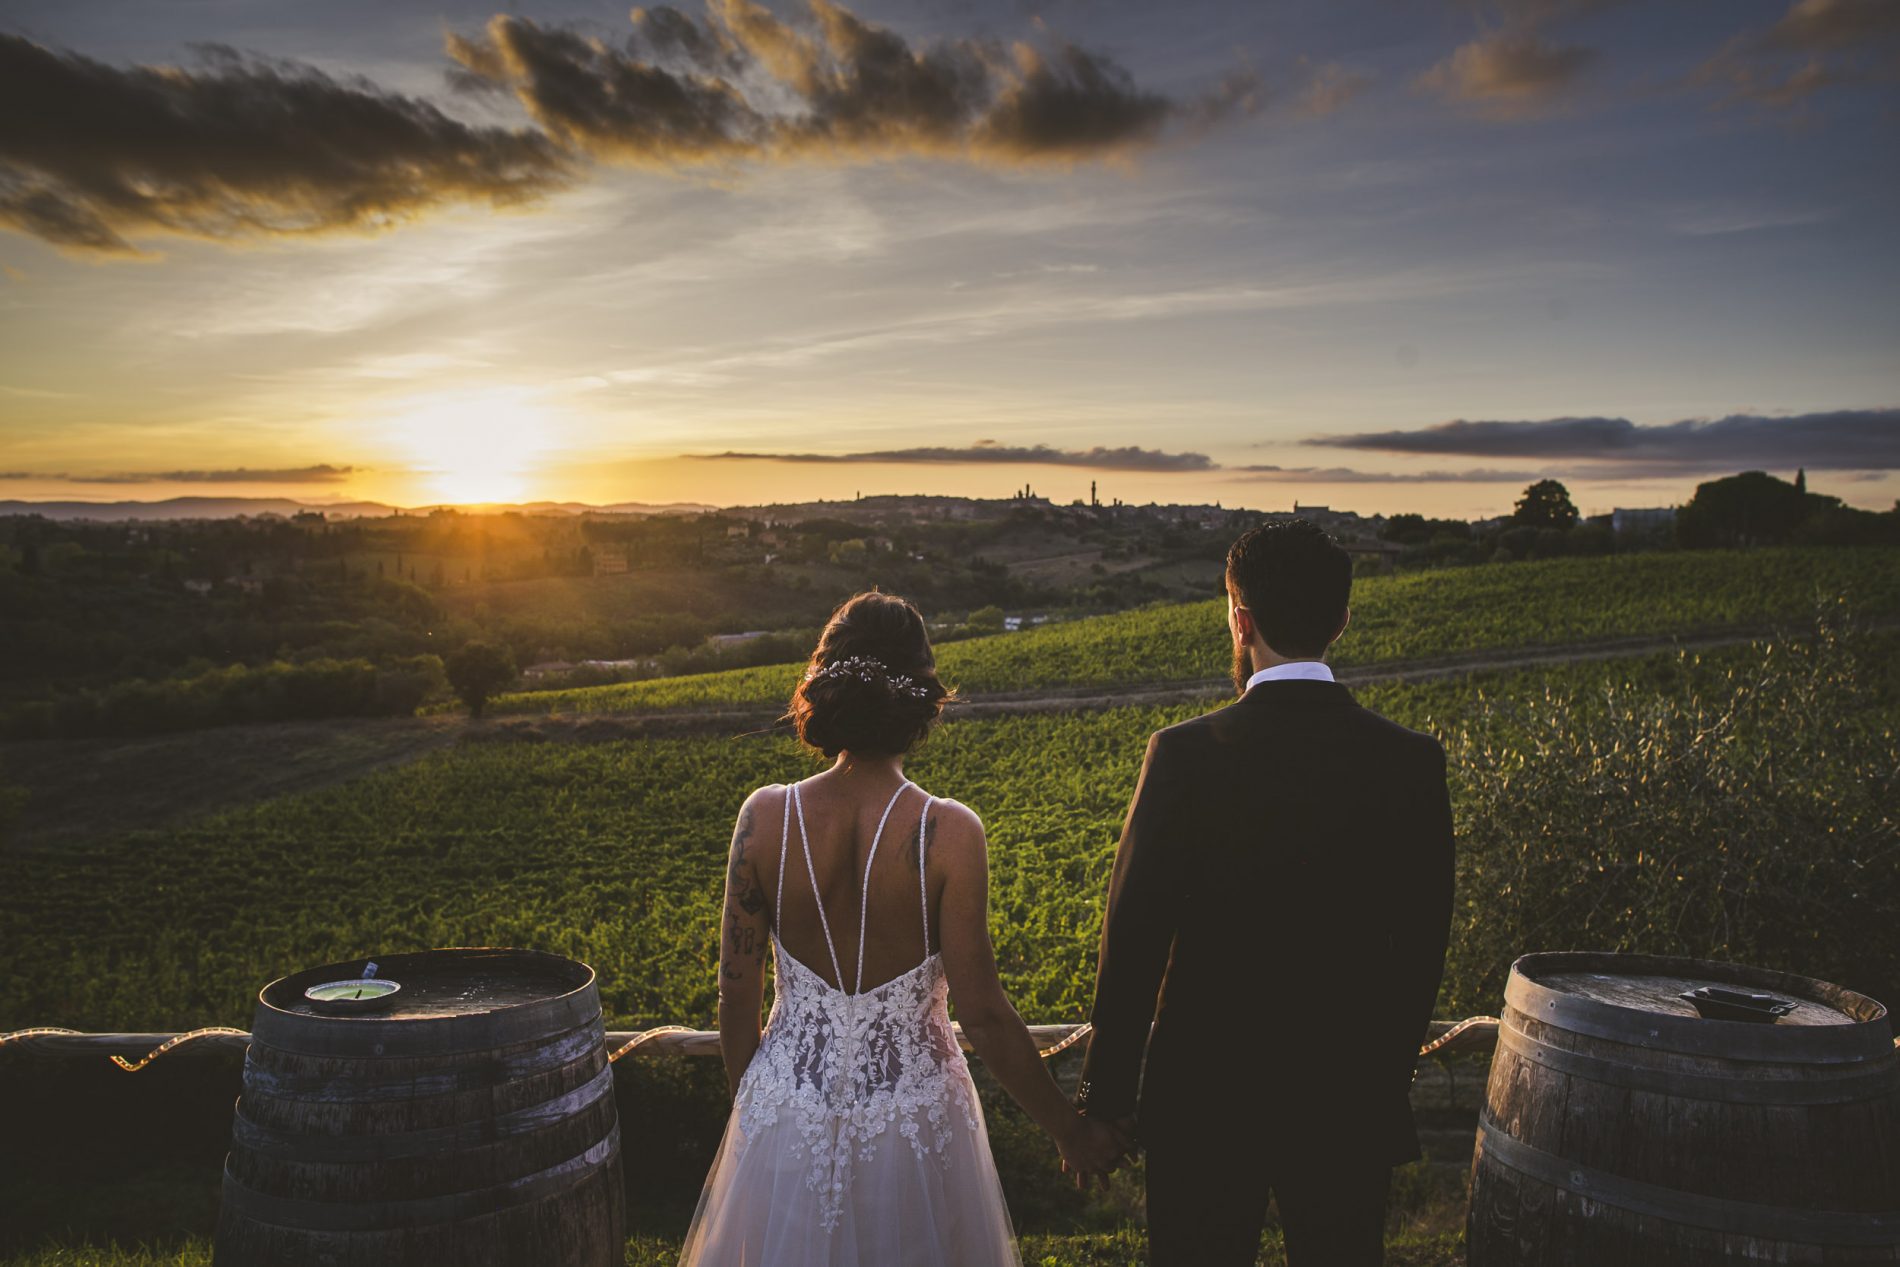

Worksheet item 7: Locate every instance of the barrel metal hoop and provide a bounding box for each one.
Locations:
[1505,972,1892,1065]
[231,1062,617,1162]
[241,1020,604,1101]
[1476,1116,1900,1247]
[219,1122,620,1231]
[1497,1015,1900,1106]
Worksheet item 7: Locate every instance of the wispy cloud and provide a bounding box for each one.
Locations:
[575,262,1579,387]
[1305,409,1900,473]
[1694,0,1900,111]
[12,464,358,484]
[445,2,1257,166]
[0,35,571,256]
[1295,61,1373,118]
[1417,30,1596,118]
[693,442,1214,471]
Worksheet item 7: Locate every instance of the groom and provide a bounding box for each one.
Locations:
[1076,519,1455,1266]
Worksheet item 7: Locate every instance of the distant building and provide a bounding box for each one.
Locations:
[1612,507,1677,536]
[183,578,213,596]
[1339,538,1404,574]
[592,548,629,575]
[707,631,771,649]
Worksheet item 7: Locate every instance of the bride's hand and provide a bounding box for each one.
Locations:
[1057,1115,1130,1190]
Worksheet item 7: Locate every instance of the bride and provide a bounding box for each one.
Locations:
[679,590,1125,1266]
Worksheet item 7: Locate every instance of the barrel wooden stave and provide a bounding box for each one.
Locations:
[1468,952,1900,1266]
[215,1157,624,1267]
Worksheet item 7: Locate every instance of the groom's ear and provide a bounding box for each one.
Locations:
[1231,603,1257,646]
[1331,606,1351,645]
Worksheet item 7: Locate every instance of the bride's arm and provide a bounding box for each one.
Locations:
[716,787,772,1096]
[935,800,1125,1182]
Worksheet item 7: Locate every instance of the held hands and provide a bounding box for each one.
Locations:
[1056,1114,1140,1191]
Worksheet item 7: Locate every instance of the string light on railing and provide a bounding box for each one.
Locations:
[108,1028,249,1072]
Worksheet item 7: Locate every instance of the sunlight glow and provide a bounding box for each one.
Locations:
[380,388,565,505]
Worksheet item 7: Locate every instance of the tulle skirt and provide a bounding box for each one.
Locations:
[677,1075,1023,1267]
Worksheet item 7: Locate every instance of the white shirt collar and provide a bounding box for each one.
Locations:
[1245,659,1335,692]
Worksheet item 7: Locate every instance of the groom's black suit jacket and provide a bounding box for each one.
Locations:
[1077,676,1455,1169]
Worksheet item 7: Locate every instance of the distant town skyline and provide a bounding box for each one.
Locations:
[0,468,1844,525]
[2,0,1897,518]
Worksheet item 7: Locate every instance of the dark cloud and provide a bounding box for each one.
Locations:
[443,16,768,163]
[1236,464,1536,483]
[1695,0,1900,110]
[1304,409,1900,473]
[1761,0,1900,52]
[0,35,572,256]
[1417,30,1596,117]
[14,465,357,484]
[694,443,1215,471]
[3,4,1253,256]
[447,1,1252,166]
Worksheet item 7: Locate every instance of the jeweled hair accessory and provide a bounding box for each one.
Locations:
[803,654,931,699]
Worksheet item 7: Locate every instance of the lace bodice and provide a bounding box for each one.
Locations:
[732,779,981,1232]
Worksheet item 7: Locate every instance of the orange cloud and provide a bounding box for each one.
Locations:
[1417,30,1595,118]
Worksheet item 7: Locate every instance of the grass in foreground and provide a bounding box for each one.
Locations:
[0,1230,1465,1267]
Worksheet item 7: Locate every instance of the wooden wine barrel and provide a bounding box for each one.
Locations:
[213,948,624,1267]
[1468,952,1900,1265]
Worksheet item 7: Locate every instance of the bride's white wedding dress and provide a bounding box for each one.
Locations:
[678,778,1022,1267]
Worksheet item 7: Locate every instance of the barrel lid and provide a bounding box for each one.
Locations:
[251,948,600,1058]
[1506,952,1893,1063]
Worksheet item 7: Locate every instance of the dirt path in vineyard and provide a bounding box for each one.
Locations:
[7,617,1891,851]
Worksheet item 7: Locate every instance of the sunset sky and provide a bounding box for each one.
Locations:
[1,0,1896,518]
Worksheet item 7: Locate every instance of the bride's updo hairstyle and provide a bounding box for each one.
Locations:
[788,591,953,758]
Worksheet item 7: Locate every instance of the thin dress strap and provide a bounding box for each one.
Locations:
[790,779,911,994]
[917,794,933,956]
[775,782,792,934]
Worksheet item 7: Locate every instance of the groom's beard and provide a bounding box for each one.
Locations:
[1232,641,1254,696]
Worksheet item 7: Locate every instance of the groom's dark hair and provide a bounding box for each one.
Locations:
[1225,519,1352,658]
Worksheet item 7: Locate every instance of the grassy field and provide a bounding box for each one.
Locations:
[8,633,1885,1036]
[472,546,1900,715]
[0,1230,1469,1267]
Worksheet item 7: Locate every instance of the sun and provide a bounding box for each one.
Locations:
[379,388,562,506]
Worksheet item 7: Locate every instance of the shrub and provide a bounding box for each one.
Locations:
[1438,597,1900,1017]
[446,641,518,718]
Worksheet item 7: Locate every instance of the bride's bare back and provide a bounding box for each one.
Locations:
[758,770,942,994]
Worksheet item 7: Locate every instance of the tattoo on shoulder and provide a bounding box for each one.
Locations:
[908,809,941,867]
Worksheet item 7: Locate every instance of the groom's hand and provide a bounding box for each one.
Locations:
[1108,1115,1141,1161]
[1058,1117,1129,1191]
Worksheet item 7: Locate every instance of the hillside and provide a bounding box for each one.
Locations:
[480,545,1900,716]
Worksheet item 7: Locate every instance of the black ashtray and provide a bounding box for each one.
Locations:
[1680,985,1797,1023]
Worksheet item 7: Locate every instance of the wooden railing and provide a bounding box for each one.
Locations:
[2,1018,1505,1070]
